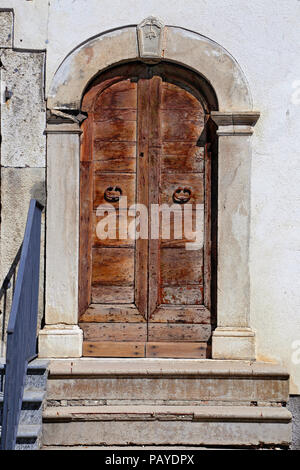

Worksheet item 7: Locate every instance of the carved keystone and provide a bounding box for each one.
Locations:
[137,16,165,61]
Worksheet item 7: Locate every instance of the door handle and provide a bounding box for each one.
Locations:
[172,187,192,204]
[104,186,123,203]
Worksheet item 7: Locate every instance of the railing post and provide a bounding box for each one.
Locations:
[0,199,43,450]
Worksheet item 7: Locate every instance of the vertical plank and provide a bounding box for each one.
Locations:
[148,76,162,319]
[79,117,93,318]
[204,144,212,309]
[135,79,149,319]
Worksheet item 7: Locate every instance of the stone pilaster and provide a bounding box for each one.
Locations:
[211,111,260,360]
[38,116,83,358]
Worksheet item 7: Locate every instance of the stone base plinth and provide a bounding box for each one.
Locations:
[212,327,255,360]
[39,325,83,358]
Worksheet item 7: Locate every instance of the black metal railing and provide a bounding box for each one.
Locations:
[0,244,23,361]
[0,199,43,450]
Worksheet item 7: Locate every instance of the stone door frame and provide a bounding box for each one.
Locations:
[39,21,260,359]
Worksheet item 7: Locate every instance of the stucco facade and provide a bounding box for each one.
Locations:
[0,0,299,399]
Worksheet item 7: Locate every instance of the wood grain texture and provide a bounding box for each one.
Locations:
[91,286,134,304]
[161,82,203,110]
[146,342,208,358]
[94,108,137,122]
[92,247,134,285]
[161,112,203,142]
[148,76,162,316]
[83,341,145,357]
[162,143,205,173]
[80,304,145,323]
[93,173,136,208]
[160,248,203,285]
[161,286,204,305]
[159,207,204,248]
[81,323,147,341]
[93,142,136,172]
[135,78,150,318]
[78,118,93,317]
[149,306,210,324]
[92,211,135,248]
[204,145,212,310]
[160,173,204,206]
[95,80,137,109]
[93,120,136,142]
[148,324,211,342]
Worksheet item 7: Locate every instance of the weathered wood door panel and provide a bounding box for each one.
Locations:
[79,64,212,358]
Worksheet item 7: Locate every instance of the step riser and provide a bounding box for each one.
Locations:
[43,360,291,448]
[1,360,48,391]
[25,370,48,390]
[19,404,43,426]
[47,377,289,405]
[15,438,40,451]
[1,402,43,425]
[0,359,48,450]
[42,420,291,447]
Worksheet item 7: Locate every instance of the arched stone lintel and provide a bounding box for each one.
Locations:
[47,25,253,113]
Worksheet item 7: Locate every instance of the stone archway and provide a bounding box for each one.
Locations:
[39,19,260,359]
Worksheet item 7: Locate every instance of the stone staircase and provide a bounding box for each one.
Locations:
[42,359,292,449]
[0,359,48,450]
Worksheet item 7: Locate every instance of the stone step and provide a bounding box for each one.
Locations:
[0,358,49,390]
[25,359,49,390]
[42,446,211,450]
[0,388,46,404]
[0,358,48,449]
[0,424,42,450]
[42,404,292,448]
[46,359,289,406]
[0,388,46,425]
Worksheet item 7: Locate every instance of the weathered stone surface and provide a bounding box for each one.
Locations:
[137,16,165,59]
[48,27,138,110]
[43,404,292,421]
[47,358,289,378]
[47,26,252,112]
[0,49,46,167]
[46,376,288,404]
[39,325,83,358]
[44,126,80,327]
[216,135,252,327]
[46,359,289,404]
[164,27,252,112]
[0,167,45,330]
[212,327,256,361]
[0,11,13,48]
[0,167,45,273]
[42,405,292,447]
[288,395,300,450]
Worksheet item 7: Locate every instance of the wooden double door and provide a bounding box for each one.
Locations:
[79,63,213,358]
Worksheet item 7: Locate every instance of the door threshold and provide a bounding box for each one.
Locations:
[82,341,210,358]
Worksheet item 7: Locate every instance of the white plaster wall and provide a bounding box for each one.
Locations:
[1,0,300,391]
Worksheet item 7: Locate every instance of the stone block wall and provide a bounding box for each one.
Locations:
[0,10,46,336]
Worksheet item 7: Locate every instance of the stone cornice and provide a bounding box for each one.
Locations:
[45,109,85,134]
[45,123,82,135]
[211,111,260,136]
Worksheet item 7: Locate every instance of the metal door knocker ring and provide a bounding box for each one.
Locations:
[104,186,123,202]
[172,187,192,204]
